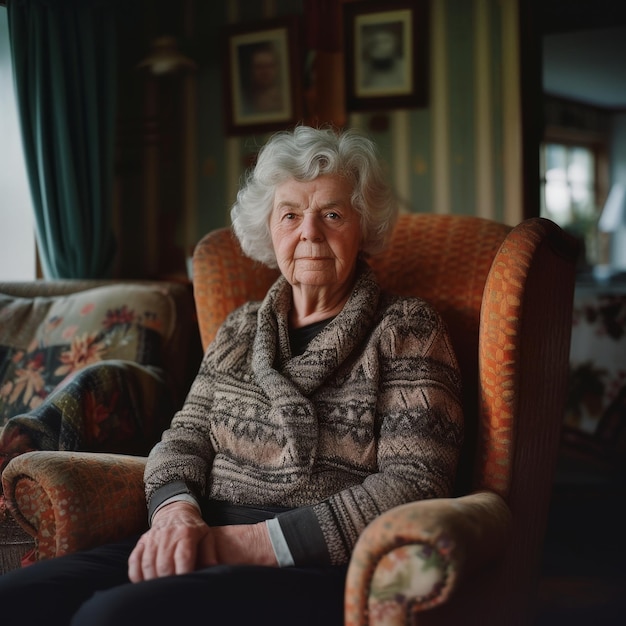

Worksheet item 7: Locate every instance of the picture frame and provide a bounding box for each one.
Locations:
[343,0,429,112]
[222,16,302,136]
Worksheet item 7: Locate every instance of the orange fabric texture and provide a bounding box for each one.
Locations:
[5,451,146,561]
[344,491,512,621]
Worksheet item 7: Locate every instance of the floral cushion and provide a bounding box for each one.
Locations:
[0,284,174,424]
[0,284,179,469]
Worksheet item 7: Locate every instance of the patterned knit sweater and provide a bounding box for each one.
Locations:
[144,265,463,566]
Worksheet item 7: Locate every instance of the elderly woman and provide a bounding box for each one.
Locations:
[0,126,463,626]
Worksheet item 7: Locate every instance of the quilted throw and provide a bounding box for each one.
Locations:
[0,285,178,472]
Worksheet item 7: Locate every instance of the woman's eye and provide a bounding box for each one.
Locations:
[326,211,340,220]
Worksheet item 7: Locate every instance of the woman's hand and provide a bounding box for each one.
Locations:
[198,523,277,568]
[128,502,278,582]
[128,501,211,582]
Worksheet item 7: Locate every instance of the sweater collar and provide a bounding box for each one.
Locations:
[252,263,381,396]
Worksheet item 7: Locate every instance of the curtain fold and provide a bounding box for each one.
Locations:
[8,0,117,279]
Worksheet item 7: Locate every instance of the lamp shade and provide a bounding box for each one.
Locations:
[137,36,196,76]
[598,182,626,273]
[598,183,626,233]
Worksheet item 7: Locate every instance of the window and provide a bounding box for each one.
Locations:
[541,143,596,226]
[540,140,607,267]
[540,94,612,269]
[0,6,36,280]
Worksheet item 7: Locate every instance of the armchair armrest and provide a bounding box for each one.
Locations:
[2,451,148,561]
[344,491,511,626]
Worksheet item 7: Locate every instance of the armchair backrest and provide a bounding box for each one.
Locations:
[192,213,578,623]
[192,213,577,490]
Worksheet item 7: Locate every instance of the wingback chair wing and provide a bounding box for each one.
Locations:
[1,214,578,626]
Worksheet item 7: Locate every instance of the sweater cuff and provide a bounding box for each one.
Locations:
[266,518,295,567]
[150,494,201,526]
[275,506,331,566]
[147,480,196,521]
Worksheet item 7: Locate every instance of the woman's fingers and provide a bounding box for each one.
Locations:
[127,502,209,582]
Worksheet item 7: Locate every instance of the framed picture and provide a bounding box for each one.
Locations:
[343,1,429,112]
[222,17,302,136]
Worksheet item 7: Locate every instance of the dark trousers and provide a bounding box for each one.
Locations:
[0,536,347,626]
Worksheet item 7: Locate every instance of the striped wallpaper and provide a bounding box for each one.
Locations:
[195,0,523,243]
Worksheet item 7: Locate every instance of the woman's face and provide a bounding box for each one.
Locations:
[269,174,362,291]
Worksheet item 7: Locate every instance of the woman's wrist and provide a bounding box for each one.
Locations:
[150,494,201,526]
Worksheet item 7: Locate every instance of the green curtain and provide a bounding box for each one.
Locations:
[8,0,117,279]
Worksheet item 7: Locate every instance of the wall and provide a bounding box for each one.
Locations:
[612,113,626,185]
[114,0,524,279]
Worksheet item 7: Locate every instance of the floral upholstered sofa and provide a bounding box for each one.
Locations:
[0,279,201,572]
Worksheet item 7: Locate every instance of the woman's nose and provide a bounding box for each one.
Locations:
[300,214,323,241]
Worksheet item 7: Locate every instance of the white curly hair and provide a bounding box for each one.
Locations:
[230,125,398,268]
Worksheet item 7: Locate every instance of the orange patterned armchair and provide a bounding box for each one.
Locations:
[1,214,578,626]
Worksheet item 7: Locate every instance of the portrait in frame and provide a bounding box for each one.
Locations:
[344,1,429,112]
[223,17,302,135]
